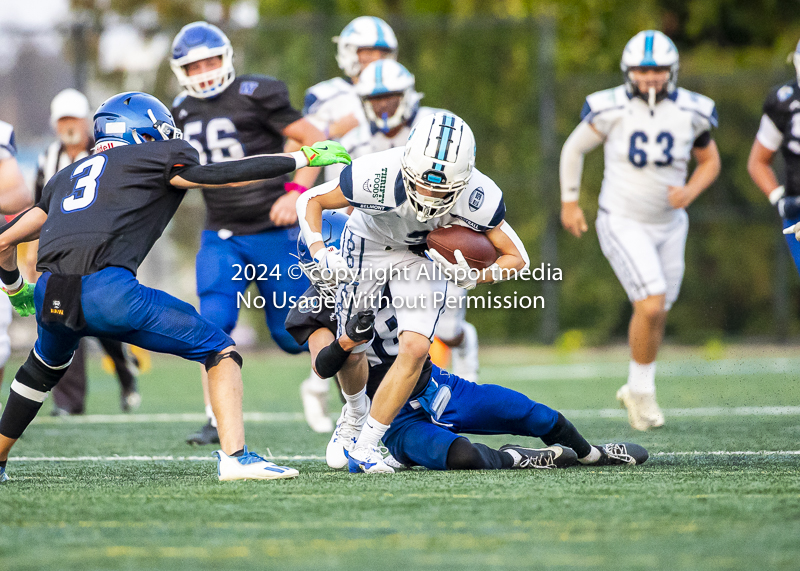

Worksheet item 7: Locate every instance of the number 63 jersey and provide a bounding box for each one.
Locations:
[582,85,717,223]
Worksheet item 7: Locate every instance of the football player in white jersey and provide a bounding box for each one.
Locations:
[297,112,530,472]
[356,59,480,382]
[559,30,720,431]
[302,16,398,181]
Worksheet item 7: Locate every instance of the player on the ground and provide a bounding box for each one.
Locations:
[169,21,334,439]
[749,39,800,263]
[355,59,480,381]
[285,219,649,472]
[0,91,351,483]
[297,112,530,473]
[0,120,35,413]
[559,30,720,431]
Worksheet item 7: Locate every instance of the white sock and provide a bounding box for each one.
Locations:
[627,360,656,394]
[355,415,390,449]
[343,386,369,419]
[304,369,330,393]
[205,403,218,428]
[578,447,601,464]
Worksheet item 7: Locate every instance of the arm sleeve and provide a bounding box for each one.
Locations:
[559,121,604,202]
[255,79,303,133]
[756,113,784,152]
[172,155,298,186]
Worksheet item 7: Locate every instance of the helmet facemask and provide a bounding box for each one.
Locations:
[363,90,416,134]
[172,49,235,99]
[401,159,470,222]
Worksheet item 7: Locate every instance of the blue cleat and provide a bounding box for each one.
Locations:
[347,445,395,474]
[0,466,8,483]
[214,446,299,481]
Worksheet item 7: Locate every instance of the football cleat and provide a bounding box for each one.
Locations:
[214,447,299,481]
[0,466,8,483]
[186,420,220,445]
[300,377,334,434]
[499,444,578,469]
[347,445,395,474]
[326,400,370,469]
[120,390,141,413]
[449,321,480,382]
[591,443,649,466]
[383,453,410,471]
[616,384,665,431]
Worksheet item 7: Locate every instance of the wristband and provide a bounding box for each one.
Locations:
[769,185,785,206]
[307,233,325,252]
[290,150,309,170]
[284,182,308,194]
[0,266,21,289]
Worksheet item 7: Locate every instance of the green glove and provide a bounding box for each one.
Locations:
[301,140,352,168]
[6,281,35,317]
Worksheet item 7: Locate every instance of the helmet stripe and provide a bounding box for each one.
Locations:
[434,114,457,161]
[374,61,386,93]
[640,30,657,66]
[372,17,388,48]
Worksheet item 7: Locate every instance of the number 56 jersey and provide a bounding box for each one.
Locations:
[582,85,717,224]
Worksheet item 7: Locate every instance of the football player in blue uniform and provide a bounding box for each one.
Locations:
[0,91,350,483]
[750,40,800,259]
[169,22,335,439]
[285,216,649,472]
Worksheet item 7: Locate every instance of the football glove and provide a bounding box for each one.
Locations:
[301,141,352,168]
[4,281,35,317]
[344,310,375,343]
[314,246,357,286]
[426,248,479,290]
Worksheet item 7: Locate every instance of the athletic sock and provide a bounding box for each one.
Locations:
[343,386,369,419]
[355,415,389,449]
[231,449,245,457]
[540,413,593,458]
[578,447,602,464]
[628,360,656,394]
[304,369,330,393]
[0,386,46,440]
[0,460,6,470]
[446,438,513,470]
[205,404,218,428]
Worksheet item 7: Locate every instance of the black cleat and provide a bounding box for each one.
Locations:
[592,442,649,466]
[499,444,578,469]
[186,420,219,445]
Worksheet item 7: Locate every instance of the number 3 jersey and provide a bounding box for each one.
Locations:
[758,81,800,197]
[582,85,717,223]
[36,139,200,276]
[172,75,302,234]
[339,147,506,246]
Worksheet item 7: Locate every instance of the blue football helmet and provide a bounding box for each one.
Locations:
[93,92,182,149]
[297,211,349,300]
[171,22,235,99]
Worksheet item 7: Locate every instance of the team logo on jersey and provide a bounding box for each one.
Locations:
[363,168,388,203]
[297,295,322,314]
[178,109,188,120]
[468,187,484,212]
[778,85,794,102]
[791,100,800,111]
[239,81,259,96]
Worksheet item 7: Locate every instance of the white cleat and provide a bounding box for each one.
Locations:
[383,453,410,471]
[214,447,299,481]
[450,321,479,382]
[326,400,369,469]
[347,445,395,474]
[616,384,665,431]
[300,377,334,433]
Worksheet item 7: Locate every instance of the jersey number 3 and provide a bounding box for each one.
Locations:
[62,154,106,213]
[628,131,674,168]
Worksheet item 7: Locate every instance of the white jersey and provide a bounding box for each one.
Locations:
[340,147,506,247]
[303,77,372,180]
[364,106,445,153]
[583,85,717,223]
[0,120,16,160]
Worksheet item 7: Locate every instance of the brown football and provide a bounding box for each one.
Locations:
[426,225,497,270]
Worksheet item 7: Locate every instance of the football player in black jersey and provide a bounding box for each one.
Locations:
[0,91,350,483]
[749,39,800,265]
[170,22,335,440]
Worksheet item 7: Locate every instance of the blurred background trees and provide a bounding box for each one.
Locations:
[3,0,800,345]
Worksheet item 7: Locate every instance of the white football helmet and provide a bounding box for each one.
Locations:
[356,60,422,134]
[170,22,235,99]
[621,30,679,98]
[401,112,476,222]
[333,16,398,78]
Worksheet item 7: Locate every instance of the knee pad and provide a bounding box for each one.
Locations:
[204,350,243,372]
[15,349,72,394]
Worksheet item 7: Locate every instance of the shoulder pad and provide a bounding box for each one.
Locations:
[0,120,16,157]
[304,78,355,115]
[340,148,405,212]
[674,88,718,127]
[763,81,798,112]
[581,86,627,121]
[450,169,505,232]
[172,91,188,109]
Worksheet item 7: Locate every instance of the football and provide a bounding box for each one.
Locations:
[426,225,497,270]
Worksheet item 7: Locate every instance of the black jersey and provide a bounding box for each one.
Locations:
[172,75,303,235]
[36,139,200,276]
[763,81,800,196]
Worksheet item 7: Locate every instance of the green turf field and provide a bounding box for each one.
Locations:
[1,345,799,571]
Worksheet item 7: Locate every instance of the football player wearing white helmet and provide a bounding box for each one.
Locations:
[559,30,721,431]
[356,60,480,382]
[750,40,800,260]
[297,112,530,473]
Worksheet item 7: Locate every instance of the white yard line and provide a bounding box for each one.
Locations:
[29,405,800,425]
